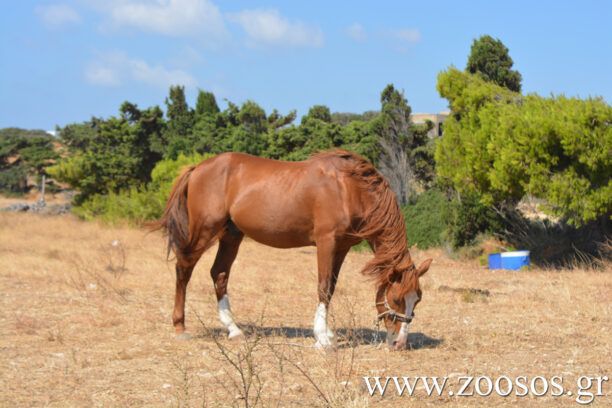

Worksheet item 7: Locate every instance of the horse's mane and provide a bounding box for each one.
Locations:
[312,150,414,286]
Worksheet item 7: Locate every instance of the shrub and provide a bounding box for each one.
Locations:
[149,152,209,198]
[446,192,502,248]
[403,190,451,249]
[0,164,28,194]
[74,188,163,225]
[352,190,451,252]
[75,153,210,224]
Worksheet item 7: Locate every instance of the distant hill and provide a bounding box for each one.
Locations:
[0,127,59,194]
[0,127,53,139]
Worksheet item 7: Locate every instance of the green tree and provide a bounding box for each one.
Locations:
[466,35,522,92]
[119,102,166,179]
[230,100,270,155]
[0,128,58,193]
[436,67,611,227]
[267,109,297,129]
[57,122,96,152]
[339,120,379,164]
[373,84,433,205]
[266,105,344,161]
[331,111,379,126]
[192,114,221,154]
[305,105,332,123]
[163,85,195,159]
[49,103,166,203]
[195,89,220,117]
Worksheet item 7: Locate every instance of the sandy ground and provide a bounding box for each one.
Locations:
[0,212,610,407]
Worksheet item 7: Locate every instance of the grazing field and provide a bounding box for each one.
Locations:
[1,213,610,407]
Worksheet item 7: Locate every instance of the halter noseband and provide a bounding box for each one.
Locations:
[376,294,413,324]
[376,264,417,324]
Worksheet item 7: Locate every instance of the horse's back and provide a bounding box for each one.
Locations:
[187,152,362,248]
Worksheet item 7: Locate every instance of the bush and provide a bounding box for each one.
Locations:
[74,188,163,224]
[446,192,502,248]
[149,152,209,199]
[403,190,451,249]
[351,190,451,252]
[0,164,28,194]
[75,153,210,224]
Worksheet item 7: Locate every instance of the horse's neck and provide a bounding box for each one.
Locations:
[370,237,413,266]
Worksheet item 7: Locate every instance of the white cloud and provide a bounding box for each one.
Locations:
[386,28,421,52]
[85,51,197,88]
[230,9,323,48]
[392,28,421,44]
[35,4,81,27]
[85,65,121,86]
[346,23,366,42]
[96,0,226,38]
[128,58,196,87]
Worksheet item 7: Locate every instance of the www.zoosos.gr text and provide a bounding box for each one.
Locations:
[362,375,608,404]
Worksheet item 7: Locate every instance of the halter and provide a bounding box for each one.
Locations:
[375,264,418,325]
[376,294,413,324]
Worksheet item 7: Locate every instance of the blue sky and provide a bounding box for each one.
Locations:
[1,0,610,130]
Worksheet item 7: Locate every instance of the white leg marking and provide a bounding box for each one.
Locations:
[313,303,335,348]
[386,330,396,346]
[218,295,243,339]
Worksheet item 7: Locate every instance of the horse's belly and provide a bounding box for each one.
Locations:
[240,228,314,248]
[230,210,315,249]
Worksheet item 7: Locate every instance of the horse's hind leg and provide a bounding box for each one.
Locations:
[210,227,244,339]
[173,224,223,337]
[173,257,196,337]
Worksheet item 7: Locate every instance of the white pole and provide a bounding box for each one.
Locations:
[40,174,46,203]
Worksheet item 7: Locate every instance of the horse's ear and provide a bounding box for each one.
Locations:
[417,258,433,277]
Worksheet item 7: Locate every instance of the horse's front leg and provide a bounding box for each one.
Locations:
[313,238,349,349]
[211,231,244,339]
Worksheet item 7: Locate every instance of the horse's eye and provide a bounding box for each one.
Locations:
[393,297,402,306]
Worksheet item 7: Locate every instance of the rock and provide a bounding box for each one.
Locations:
[0,202,72,215]
[2,203,30,212]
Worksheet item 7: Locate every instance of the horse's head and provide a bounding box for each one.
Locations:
[376,258,432,350]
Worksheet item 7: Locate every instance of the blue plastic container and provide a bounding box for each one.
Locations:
[488,253,502,269]
[488,251,530,270]
[501,251,530,270]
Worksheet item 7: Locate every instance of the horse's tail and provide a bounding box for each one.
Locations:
[149,165,196,258]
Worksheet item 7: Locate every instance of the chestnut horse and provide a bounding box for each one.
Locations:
[155,150,432,350]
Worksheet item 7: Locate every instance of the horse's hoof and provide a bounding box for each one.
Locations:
[314,339,337,351]
[228,329,244,340]
[175,332,193,341]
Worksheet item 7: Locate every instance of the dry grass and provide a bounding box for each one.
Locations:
[0,212,610,407]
